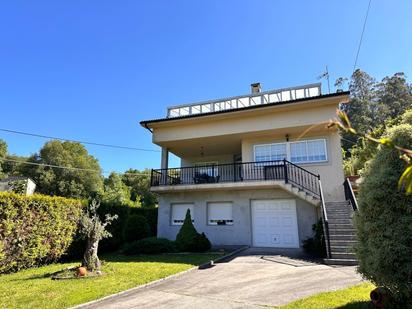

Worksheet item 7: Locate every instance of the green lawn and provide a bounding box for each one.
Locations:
[277,283,374,309]
[0,253,218,309]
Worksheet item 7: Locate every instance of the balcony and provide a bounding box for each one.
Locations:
[150,159,321,198]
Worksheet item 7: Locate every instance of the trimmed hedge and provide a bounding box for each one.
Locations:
[122,237,177,255]
[0,192,83,274]
[65,202,158,259]
[124,214,151,243]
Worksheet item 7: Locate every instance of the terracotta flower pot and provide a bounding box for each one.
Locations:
[76,267,87,277]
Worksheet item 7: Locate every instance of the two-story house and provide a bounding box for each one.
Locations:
[141,83,357,264]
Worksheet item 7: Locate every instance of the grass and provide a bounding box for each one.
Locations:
[277,282,374,309]
[0,253,218,309]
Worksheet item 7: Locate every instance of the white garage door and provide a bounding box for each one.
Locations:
[251,199,299,248]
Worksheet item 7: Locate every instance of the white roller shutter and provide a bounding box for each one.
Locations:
[171,204,194,225]
[208,202,233,225]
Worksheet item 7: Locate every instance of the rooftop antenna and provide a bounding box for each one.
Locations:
[317,65,330,94]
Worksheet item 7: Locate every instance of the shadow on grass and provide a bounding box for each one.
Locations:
[336,301,371,309]
[100,252,220,264]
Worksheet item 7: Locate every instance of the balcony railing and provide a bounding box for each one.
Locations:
[167,83,321,118]
[150,159,321,198]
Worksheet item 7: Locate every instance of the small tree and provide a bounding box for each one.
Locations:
[79,200,118,271]
[175,209,198,251]
[175,209,211,252]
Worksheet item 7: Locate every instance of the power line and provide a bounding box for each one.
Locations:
[353,0,372,73]
[0,157,151,177]
[0,128,160,152]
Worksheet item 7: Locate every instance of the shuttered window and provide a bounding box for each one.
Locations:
[208,202,233,225]
[171,204,194,225]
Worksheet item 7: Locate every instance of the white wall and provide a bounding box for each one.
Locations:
[157,188,318,247]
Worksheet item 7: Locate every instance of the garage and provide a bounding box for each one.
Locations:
[251,199,299,248]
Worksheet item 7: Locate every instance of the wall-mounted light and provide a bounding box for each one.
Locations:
[285,134,290,142]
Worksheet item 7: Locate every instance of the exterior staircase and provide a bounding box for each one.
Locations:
[324,201,358,266]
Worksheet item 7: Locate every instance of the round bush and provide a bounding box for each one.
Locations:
[124,214,151,243]
[122,237,177,255]
[355,123,412,304]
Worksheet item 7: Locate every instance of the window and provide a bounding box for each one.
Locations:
[171,204,194,225]
[290,139,327,163]
[254,139,327,164]
[208,202,233,225]
[254,144,287,162]
[195,162,218,176]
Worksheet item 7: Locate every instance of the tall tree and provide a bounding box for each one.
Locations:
[0,139,7,179]
[122,168,157,207]
[340,69,376,152]
[102,172,135,205]
[375,72,412,124]
[23,140,103,198]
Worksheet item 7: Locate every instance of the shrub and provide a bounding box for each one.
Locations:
[175,209,199,251]
[302,219,326,258]
[401,109,412,125]
[122,237,177,255]
[0,192,83,273]
[131,207,158,236]
[355,123,412,304]
[124,214,151,243]
[187,233,211,253]
[175,209,211,252]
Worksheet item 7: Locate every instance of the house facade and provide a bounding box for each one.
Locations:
[141,83,351,252]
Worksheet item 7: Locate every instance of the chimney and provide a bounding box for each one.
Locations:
[251,82,261,94]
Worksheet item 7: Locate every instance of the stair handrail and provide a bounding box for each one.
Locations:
[284,159,319,178]
[344,178,358,211]
[319,179,331,259]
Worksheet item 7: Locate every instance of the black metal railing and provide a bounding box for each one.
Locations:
[318,179,331,259]
[284,160,320,197]
[151,159,321,198]
[344,178,358,211]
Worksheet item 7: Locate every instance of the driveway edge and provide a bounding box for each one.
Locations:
[71,246,249,309]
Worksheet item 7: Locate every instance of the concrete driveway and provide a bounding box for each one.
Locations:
[78,250,363,309]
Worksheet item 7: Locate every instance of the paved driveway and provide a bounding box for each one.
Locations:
[78,250,363,309]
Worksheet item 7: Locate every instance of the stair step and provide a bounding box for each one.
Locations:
[324,258,358,266]
[330,232,356,236]
[330,245,356,253]
[329,234,357,241]
[332,252,357,259]
[329,223,354,229]
[328,218,353,224]
[326,209,352,212]
[330,239,357,246]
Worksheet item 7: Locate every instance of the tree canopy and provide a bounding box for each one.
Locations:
[340,70,412,175]
[0,139,157,206]
[0,139,7,179]
[22,141,104,198]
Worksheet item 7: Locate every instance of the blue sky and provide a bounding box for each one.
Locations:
[0,1,411,174]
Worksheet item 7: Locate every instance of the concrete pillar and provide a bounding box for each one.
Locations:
[161,147,169,185]
[161,147,169,169]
